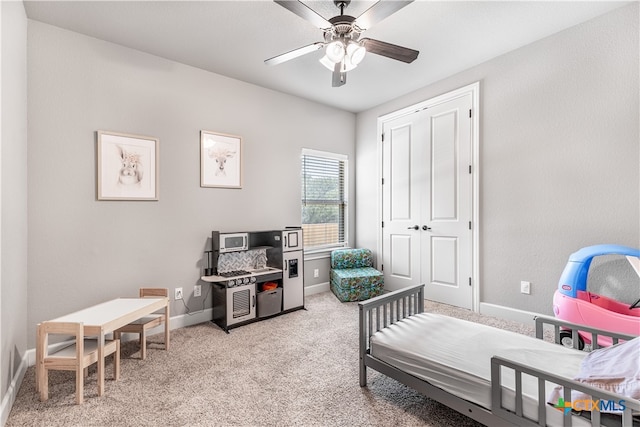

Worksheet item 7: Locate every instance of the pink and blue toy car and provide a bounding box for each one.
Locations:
[553,244,640,349]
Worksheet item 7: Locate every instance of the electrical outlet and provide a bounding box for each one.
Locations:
[520,281,531,295]
[313,268,319,278]
[175,287,183,300]
[194,284,201,297]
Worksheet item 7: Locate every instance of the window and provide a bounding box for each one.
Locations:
[301,149,348,251]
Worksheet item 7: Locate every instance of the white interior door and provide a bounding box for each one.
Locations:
[422,95,473,308]
[381,89,475,309]
[381,112,428,291]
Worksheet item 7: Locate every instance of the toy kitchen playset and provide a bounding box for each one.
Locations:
[201,228,304,332]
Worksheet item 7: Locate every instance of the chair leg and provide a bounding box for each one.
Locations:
[164,307,170,351]
[76,366,83,405]
[39,369,49,402]
[35,324,43,394]
[164,321,170,351]
[140,330,147,360]
[114,340,120,380]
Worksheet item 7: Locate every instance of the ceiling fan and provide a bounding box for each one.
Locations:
[265,0,419,87]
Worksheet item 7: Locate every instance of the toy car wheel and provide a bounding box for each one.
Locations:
[559,330,584,350]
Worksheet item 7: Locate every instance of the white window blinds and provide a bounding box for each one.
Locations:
[301,149,348,251]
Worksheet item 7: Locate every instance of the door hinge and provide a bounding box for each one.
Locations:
[469,277,472,287]
[469,221,472,230]
[381,221,384,228]
[381,133,385,142]
[468,165,472,174]
[381,178,384,185]
[469,109,472,118]
[381,264,384,271]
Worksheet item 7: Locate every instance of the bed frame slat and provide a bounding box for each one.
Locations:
[537,378,546,426]
[515,371,523,417]
[563,386,572,427]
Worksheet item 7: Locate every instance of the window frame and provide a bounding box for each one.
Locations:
[301,148,349,255]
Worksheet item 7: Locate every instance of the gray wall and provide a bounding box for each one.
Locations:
[1,0,29,417]
[355,3,640,315]
[26,21,355,347]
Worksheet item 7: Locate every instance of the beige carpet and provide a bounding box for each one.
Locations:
[7,292,540,427]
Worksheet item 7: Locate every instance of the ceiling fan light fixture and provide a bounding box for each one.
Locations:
[319,55,336,71]
[342,59,357,72]
[347,42,366,65]
[320,55,357,72]
[325,40,345,63]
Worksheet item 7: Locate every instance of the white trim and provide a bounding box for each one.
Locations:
[301,148,347,161]
[376,115,384,278]
[376,82,481,311]
[155,309,213,333]
[303,250,332,261]
[304,282,330,296]
[479,302,541,325]
[304,245,353,260]
[470,82,481,313]
[379,82,479,122]
[0,354,27,427]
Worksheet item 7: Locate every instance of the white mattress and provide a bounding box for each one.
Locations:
[370,313,588,424]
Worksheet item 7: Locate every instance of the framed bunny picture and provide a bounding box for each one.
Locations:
[96,130,159,200]
[200,130,242,189]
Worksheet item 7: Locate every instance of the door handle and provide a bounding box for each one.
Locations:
[422,225,432,231]
[407,225,419,230]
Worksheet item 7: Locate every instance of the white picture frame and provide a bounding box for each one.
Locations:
[200,130,242,189]
[96,130,159,201]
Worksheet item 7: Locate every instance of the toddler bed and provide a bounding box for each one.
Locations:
[359,284,640,426]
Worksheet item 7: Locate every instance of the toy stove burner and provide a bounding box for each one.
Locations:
[219,270,251,278]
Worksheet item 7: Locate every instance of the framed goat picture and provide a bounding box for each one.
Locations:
[96,131,159,200]
[200,130,242,189]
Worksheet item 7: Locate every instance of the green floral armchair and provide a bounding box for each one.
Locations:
[330,248,384,302]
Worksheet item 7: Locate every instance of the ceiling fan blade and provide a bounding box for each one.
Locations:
[355,0,413,30]
[361,38,419,63]
[274,0,332,29]
[332,62,346,87]
[265,42,324,66]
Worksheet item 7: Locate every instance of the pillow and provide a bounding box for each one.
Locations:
[548,337,640,413]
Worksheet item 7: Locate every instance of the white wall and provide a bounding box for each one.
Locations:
[26,20,355,347]
[1,0,29,423]
[355,3,639,315]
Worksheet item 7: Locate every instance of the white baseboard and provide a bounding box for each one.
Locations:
[1,354,28,427]
[304,282,329,296]
[163,308,213,330]
[479,302,542,325]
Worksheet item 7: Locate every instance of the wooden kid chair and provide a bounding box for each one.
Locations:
[114,287,169,360]
[36,321,120,404]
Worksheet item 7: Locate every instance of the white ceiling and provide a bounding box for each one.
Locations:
[23,0,629,113]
